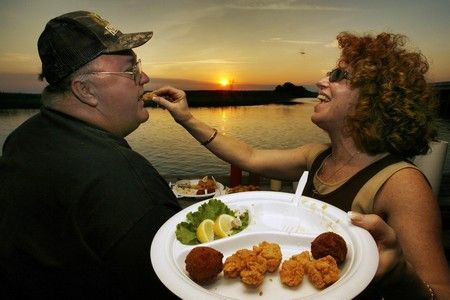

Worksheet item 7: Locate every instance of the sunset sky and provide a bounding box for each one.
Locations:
[0,0,449,93]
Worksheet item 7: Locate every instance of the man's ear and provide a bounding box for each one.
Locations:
[71,78,98,107]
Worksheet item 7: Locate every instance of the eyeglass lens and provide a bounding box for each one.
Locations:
[327,69,348,82]
[134,60,142,85]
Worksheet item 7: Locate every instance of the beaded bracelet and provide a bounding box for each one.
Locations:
[424,282,436,300]
[201,128,218,146]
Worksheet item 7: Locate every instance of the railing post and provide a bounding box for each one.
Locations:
[230,165,242,187]
[249,172,260,186]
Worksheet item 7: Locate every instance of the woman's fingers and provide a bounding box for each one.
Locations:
[348,211,403,278]
[153,86,186,103]
[348,212,397,246]
[151,86,193,123]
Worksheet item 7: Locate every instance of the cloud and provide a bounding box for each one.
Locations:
[225,0,364,12]
[261,37,321,45]
[324,40,339,48]
[0,52,34,63]
[149,59,249,67]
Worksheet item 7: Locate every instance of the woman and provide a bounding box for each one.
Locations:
[152,32,450,298]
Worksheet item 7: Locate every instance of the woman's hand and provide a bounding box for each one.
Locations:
[348,211,404,279]
[348,212,441,298]
[151,86,193,124]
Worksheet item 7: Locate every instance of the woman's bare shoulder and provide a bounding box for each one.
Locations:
[376,166,434,212]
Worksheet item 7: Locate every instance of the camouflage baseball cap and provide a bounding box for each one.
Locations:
[38,11,153,84]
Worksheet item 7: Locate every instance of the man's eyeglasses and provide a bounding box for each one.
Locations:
[86,59,142,85]
[326,68,351,82]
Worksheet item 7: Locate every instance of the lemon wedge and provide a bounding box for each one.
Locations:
[196,219,215,243]
[214,214,235,238]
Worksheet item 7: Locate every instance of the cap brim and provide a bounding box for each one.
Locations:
[104,31,153,53]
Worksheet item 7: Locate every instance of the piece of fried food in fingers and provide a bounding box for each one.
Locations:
[140,91,156,101]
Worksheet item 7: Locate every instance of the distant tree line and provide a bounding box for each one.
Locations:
[0,92,42,109]
[145,82,318,107]
[274,82,317,99]
[0,82,318,109]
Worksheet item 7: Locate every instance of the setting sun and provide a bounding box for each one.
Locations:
[219,79,230,87]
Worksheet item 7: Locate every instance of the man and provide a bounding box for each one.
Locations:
[0,11,181,298]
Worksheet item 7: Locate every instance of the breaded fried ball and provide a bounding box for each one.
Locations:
[311,232,347,264]
[185,246,224,284]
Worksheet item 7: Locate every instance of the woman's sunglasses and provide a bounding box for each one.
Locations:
[326,68,351,82]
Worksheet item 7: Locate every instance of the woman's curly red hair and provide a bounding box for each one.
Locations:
[337,32,437,158]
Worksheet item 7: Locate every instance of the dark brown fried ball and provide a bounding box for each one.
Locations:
[311,232,347,264]
[185,246,224,284]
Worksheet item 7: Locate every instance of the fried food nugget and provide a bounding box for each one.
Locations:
[311,232,347,264]
[253,241,282,272]
[195,176,217,195]
[227,185,260,194]
[224,242,279,287]
[279,251,310,287]
[185,246,224,284]
[140,91,155,101]
[223,255,243,278]
[240,268,265,287]
[292,250,312,267]
[307,255,340,289]
[279,259,306,287]
[223,249,253,278]
[239,253,268,287]
[245,254,268,274]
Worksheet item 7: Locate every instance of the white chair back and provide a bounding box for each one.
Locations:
[413,140,448,196]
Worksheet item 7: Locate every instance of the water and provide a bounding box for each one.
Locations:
[1,100,450,176]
